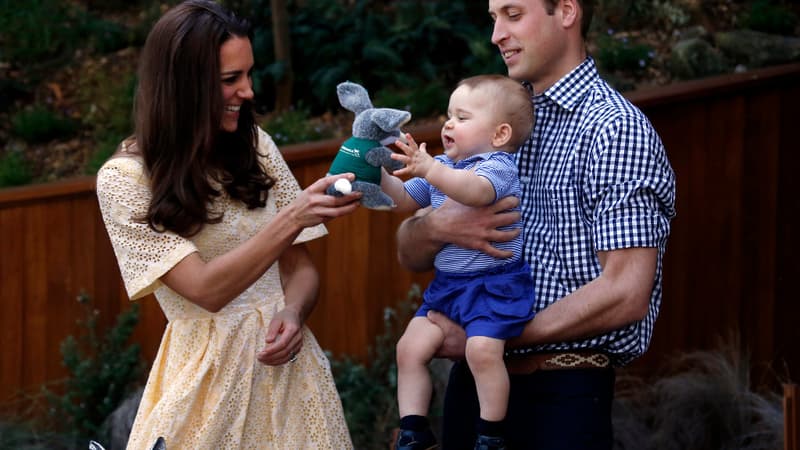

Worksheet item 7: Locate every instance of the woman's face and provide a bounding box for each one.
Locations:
[219,36,254,132]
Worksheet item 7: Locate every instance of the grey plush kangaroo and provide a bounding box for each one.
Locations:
[326,81,410,210]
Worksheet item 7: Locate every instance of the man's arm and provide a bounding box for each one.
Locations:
[396,196,522,272]
[509,247,657,347]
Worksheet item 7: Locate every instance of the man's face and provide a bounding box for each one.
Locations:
[489,0,567,90]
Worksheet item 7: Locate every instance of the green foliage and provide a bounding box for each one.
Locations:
[80,69,136,175]
[0,151,33,188]
[86,134,123,176]
[373,79,449,119]
[85,18,135,55]
[236,0,503,116]
[10,106,79,144]
[739,0,799,35]
[43,293,145,442]
[260,107,335,146]
[596,34,655,74]
[329,285,425,450]
[0,419,76,449]
[0,0,139,70]
[0,0,81,65]
[593,0,690,32]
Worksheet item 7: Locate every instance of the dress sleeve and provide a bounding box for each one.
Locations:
[257,128,328,244]
[96,158,198,300]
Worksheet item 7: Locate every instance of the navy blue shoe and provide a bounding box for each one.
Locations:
[474,434,506,450]
[395,428,438,450]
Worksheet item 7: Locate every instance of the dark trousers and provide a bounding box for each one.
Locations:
[441,360,615,450]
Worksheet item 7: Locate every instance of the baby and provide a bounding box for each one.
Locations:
[383,74,536,450]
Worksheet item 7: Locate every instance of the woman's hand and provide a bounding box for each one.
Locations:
[285,173,362,229]
[257,306,304,365]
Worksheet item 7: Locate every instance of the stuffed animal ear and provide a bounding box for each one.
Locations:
[337,81,373,114]
[369,108,412,132]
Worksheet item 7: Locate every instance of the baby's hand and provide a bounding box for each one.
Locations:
[391,133,434,178]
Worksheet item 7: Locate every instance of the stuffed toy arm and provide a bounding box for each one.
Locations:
[366,146,404,174]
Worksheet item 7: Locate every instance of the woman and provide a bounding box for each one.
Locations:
[95,1,359,448]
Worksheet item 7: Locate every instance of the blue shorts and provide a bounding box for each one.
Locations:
[415,259,536,339]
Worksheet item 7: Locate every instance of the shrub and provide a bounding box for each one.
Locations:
[86,134,124,176]
[0,151,33,188]
[613,343,784,450]
[329,285,443,450]
[86,18,135,55]
[739,0,799,35]
[230,0,503,116]
[43,293,145,443]
[596,33,655,75]
[0,0,81,65]
[0,419,75,450]
[260,107,336,146]
[11,106,78,144]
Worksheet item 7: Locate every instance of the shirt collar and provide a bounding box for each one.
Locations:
[527,56,598,112]
[444,151,497,168]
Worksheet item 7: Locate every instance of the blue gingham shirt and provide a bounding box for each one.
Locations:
[510,57,676,366]
[405,151,524,273]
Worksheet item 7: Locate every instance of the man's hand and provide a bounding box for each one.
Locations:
[431,196,521,259]
[426,310,467,360]
[396,195,521,271]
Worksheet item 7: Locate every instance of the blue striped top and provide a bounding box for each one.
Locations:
[404,151,524,273]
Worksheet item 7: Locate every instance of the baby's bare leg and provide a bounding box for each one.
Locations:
[396,316,445,417]
[466,336,508,421]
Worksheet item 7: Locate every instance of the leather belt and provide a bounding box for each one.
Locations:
[505,351,610,375]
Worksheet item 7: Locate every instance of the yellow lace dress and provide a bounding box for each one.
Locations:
[96,128,353,450]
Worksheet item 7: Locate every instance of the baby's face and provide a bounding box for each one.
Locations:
[441,85,502,162]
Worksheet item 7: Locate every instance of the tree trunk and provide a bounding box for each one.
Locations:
[270,0,293,112]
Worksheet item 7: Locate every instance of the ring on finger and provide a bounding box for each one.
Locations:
[288,351,298,363]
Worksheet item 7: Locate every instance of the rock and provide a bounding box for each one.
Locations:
[714,29,800,68]
[669,37,729,80]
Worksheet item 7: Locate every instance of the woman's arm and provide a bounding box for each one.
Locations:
[257,243,319,365]
[161,173,360,312]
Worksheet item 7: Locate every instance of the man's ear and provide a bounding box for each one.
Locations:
[559,0,579,29]
[492,123,512,148]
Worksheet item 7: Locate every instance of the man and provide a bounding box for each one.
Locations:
[395,1,676,449]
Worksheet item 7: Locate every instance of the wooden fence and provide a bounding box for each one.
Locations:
[1,63,799,410]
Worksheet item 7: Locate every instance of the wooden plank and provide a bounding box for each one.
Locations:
[786,383,798,450]
[0,206,25,410]
[739,89,779,370]
[0,176,96,206]
[43,198,74,383]
[21,203,49,393]
[773,80,800,377]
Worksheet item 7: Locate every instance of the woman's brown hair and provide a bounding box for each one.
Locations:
[135,0,274,237]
